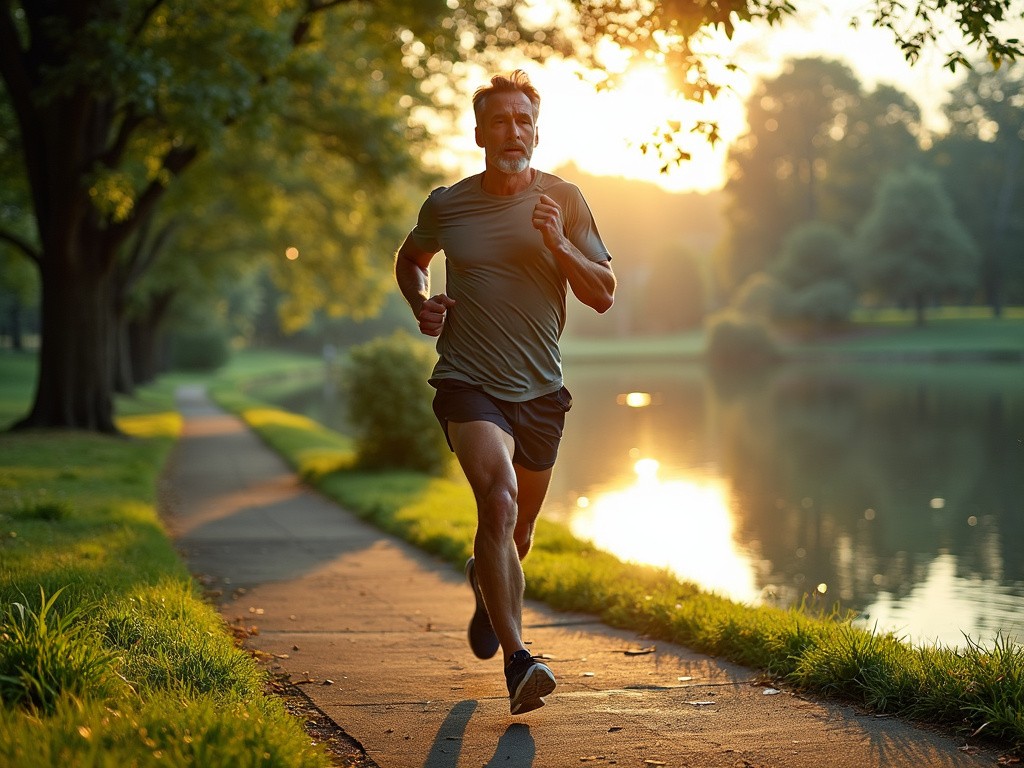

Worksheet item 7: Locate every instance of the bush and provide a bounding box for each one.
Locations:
[732,272,790,321]
[344,331,449,473]
[169,327,230,372]
[786,279,857,328]
[704,310,781,370]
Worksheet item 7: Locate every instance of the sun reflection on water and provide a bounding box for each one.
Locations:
[566,459,761,604]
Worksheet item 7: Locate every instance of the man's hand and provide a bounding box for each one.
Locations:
[532,194,566,251]
[417,294,456,337]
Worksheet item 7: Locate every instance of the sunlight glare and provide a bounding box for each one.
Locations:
[859,554,1022,648]
[568,467,760,604]
[618,392,653,408]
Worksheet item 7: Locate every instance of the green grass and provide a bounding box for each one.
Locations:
[561,308,1024,362]
[212,373,1024,754]
[0,350,330,768]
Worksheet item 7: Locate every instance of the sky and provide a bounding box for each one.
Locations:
[430,1,1019,194]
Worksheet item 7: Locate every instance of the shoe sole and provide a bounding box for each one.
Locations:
[509,663,556,715]
[466,557,500,660]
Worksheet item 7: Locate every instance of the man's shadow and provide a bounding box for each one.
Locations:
[423,701,535,768]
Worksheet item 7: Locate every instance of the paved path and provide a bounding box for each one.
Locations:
[160,386,1002,768]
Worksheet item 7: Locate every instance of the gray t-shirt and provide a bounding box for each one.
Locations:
[410,171,611,402]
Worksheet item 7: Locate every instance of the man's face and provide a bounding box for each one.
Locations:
[475,91,539,175]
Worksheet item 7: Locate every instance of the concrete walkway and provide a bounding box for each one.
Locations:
[160,386,1002,768]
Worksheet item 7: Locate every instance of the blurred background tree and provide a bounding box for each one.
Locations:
[930,61,1024,315]
[855,167,980,325]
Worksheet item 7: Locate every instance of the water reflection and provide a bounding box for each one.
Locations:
[861,554,1024,646]
[567,459,761,604]
[548,360,1024,649]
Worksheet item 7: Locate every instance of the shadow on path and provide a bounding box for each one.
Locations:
[423,700,477,768]
[484,723,535,768]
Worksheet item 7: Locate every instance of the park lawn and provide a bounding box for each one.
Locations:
[559,310,1024,362]
[211,363,1024,755]
[800,313,1024,357]
[0,351,331,768]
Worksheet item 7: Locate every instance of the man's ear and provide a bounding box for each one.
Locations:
[534,125,540,147]
[474,125,484,148]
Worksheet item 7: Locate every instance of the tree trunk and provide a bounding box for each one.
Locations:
[13,251,119,433]
[128,291,175,386]
[913,293,927,327]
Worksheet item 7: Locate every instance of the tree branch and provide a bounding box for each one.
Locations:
[0,228,42,265]
[293,0,355,45]
[105,144,198,254]
[100,106,145,168]
[131,0,166,41]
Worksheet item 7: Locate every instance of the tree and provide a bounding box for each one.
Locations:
[774,221,857,329]
[719,58,923,295]
[931,61,1024,314]
[855,167,979,324]
[0,0,542,432]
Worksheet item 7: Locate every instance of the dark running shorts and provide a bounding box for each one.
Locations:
[431,378,573,471]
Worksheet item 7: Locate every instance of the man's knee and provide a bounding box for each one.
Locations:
[476,484,518,540]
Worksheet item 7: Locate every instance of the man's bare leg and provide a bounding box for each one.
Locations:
[448,420,528,661]
[512,463,553,561]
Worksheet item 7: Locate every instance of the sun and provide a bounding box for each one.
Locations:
[526,58,742,193]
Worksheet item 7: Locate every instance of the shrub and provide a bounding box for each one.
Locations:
[704,310,781,370]
[732,272,790,321]
[344,331,449,473]
[169,328,230,372]
[786,279,857,327]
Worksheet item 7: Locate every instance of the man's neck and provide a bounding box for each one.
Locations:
[480,167,536,196]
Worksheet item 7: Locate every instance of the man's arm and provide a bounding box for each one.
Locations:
[394,234,454,337]
[533,194,615,313]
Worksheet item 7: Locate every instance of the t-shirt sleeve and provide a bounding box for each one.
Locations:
[562,185,612,263]
[409,188,445,253]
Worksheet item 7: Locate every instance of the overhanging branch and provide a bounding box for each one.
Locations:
[0,228,42,265]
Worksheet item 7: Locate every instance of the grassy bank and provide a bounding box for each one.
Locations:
[0,351,331,768]
[209,352,1024,754]
[560,308,1024,363]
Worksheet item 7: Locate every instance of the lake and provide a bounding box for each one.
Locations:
[278,358,1024,650]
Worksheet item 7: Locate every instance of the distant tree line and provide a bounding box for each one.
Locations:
[716,56,1024,331]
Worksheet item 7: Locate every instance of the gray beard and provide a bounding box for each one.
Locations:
[494,154,530,174]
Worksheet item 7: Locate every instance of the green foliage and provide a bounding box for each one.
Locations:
[169,327,230,372]
[704,310,781,369]
[732,271,789,320]
[0,587,123,713]
[344,331,448,473]
[931,60,1024,310]
[721,57,922,294]
[785,279,858,327]
[774,222,853,291]
[855,166,980,320]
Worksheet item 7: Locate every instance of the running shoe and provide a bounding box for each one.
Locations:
[465,556,500,660]
[505,650,556,715]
